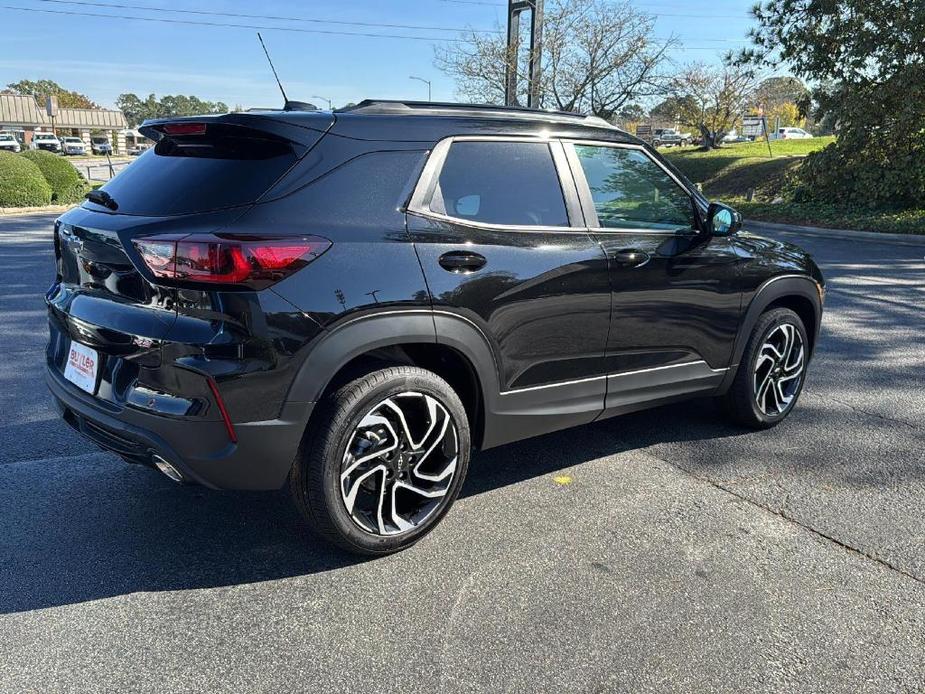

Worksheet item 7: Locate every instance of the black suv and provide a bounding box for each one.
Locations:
[46,101,824,554]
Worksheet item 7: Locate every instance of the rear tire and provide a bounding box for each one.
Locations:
[720,307,809,429]
[289,366,470,555]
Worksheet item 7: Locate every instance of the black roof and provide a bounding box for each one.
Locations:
[329,99,636,144]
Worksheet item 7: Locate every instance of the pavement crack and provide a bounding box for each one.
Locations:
[648,450,925,588]
[437,566,482,688]
[822,394,920,432]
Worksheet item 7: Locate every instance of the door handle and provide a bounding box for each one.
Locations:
[439,251,487,273]
[612,249,651,268]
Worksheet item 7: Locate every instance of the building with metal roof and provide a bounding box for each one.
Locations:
[0,93,130,152]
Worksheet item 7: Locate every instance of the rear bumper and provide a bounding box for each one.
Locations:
[46,364,314,490]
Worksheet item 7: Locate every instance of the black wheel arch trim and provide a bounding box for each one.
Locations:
[720,274,822,392]
[284,308,502,417]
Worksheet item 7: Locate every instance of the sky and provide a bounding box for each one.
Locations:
[0,0,758,110]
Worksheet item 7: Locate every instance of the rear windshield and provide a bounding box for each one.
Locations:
[92,124,299,216]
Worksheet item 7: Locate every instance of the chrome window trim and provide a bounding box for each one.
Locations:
[406,134,583,232]
[564,139,704,236]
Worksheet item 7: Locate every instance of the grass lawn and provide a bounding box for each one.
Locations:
[663,137,833,199]
[663,137,925,235]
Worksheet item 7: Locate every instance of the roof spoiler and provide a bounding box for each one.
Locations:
[138,111,335,146]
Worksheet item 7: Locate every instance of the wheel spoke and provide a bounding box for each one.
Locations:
[412,412,455,481]
[341,414,399,479]
[775,380,792,408]
[376,468,390,535]
[393,479,451,500]
[780,324,794,364]
[755,370,774,414]
[767,377,783,412]
[761,341,784,361]
[342,464,387,515]
[784,345,804,374]
[389,479,451,532]
[383,393,439,450]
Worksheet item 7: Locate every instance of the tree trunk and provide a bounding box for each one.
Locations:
[699,124,717,150]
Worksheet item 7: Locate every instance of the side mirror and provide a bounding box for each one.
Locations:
[706,202,742,236]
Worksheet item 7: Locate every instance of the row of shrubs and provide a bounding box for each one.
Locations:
[0,150,91,207]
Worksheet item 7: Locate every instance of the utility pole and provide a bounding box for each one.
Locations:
[504,0,544,108]
[409,76,432,101]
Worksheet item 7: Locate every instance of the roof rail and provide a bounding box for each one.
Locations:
[337,99,613,125]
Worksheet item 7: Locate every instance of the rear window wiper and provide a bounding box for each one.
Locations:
[85,189,119,211]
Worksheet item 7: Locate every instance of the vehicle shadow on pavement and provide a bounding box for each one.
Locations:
[0,462,358,613]
[0,399,748,615]
[462,399,745,498]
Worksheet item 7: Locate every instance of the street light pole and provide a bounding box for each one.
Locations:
[409,76,432,102]
[312,95,333,110]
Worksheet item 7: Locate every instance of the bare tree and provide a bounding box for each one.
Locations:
[434,29,511,105]
[671,61,759,149]
[435,0,676,120]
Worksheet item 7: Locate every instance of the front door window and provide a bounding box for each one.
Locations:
[571,145,695,232]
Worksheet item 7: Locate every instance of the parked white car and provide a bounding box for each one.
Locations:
[773,127,813,140]
[0,132,21,153]
[61,137,87,155]
[31,132,61,152]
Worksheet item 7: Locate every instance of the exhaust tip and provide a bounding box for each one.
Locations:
[151,454,184,483]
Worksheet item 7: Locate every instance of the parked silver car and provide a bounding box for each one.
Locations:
[91,136,113,155]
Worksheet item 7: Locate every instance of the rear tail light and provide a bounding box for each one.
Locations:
[133,234,331,289]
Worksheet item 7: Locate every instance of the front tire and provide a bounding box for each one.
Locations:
[721,307,809,429]
[290,366,470,555]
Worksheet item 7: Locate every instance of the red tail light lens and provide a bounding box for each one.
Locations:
[160,122,207,136]
[133,234,331,289]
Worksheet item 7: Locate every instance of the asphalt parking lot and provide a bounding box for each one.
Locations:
[1,214,924,692]
[64,155,134,183]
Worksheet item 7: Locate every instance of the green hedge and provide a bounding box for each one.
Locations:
[19,149,90,204]
[0,151,52,207]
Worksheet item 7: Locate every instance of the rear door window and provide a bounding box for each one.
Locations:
[428,140,569,227]
[91,124,301,216]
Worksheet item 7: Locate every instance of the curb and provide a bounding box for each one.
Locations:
[745,219,925,246]
[0,205,71,217]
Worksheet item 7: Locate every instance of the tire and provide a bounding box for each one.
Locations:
[289,366,470,555]
[720,307,809,429]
